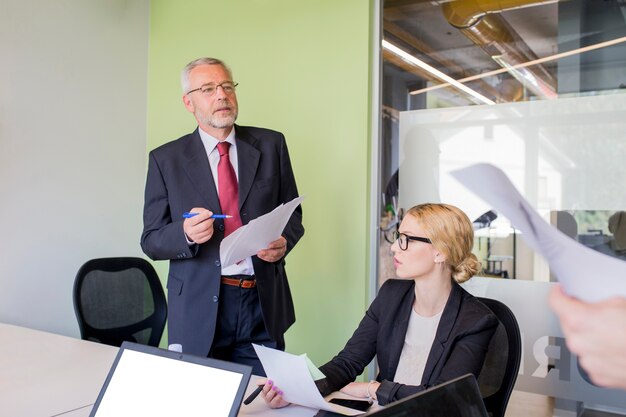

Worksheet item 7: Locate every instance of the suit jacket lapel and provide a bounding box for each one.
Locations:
[182,129,221,212]
[234,126,260,211]
[421,282,463,385]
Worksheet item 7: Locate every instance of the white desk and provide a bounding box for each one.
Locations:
[0,323,118,417]
[0,323,341,417]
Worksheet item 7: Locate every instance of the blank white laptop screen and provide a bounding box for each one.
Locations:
[91,342,252,417]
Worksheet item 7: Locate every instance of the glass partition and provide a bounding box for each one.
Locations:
[397,93,626,282]
[378,0,626,412]
[379,0,626,282]
[463,277,626,409]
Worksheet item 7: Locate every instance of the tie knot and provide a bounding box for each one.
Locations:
[217,141,231,157]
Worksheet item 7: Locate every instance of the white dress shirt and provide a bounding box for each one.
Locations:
[197,127,254,276]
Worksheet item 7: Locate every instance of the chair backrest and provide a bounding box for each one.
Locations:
[476,297,522,417]
[73,257,167,347]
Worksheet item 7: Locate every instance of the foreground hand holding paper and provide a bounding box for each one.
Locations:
[451,163,626,303]
[220,196,305,268]
[252,344,363,416]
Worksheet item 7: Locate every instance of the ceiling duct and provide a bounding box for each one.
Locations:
[384,18,524,102]
[441,0,558,99]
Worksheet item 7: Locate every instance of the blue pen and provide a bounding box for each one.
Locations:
[182,212,232,219]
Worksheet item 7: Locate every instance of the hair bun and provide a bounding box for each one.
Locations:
[452,253,482,283]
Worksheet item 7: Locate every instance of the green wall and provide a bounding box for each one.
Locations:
[147,0,373,367]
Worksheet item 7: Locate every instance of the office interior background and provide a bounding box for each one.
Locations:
[1,0,625,415]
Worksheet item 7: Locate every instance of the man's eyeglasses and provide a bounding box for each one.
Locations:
[186,82,238,96]
[393,231,432,251]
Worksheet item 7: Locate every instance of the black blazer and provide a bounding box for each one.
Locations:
[141,125,304,356]
[317,279,498,405]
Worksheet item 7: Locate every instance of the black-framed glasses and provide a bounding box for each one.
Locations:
[186,82,238,96]
[393,231,432,250]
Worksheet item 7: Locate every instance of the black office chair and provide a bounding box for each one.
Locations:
[476,297,522,417]
[73,257,167,347]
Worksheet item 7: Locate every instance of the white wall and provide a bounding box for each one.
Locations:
[0,0,150,337]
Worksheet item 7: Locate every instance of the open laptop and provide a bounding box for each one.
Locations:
[366,374,488,417]
[90,341,252,417]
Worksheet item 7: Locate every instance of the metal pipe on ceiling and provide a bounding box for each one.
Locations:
[441,0,558,99]
[384,18,524,102]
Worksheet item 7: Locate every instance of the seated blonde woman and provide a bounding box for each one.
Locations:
[262,203,499,407]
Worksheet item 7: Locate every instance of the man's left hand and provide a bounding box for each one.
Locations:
[257,236,287,262]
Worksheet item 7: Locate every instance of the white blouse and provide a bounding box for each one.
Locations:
[393,308,443,385]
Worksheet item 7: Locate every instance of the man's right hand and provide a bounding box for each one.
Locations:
[183,208,215,244]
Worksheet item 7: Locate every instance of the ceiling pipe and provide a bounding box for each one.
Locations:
[384,18,524,102]
[441,0,558,99]
[442,0,556,27]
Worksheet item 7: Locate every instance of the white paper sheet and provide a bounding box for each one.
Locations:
[252,345,363,416]
[220,196,305,268]
[451,163,626,302]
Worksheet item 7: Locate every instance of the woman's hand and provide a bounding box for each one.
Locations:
[340,381,380,400]
[259,379,290,409]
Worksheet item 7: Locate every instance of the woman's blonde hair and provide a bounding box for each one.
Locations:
[405,203,482,283]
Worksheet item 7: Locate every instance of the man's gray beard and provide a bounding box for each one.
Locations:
[205,112,238,129]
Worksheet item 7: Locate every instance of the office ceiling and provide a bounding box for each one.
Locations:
[383,0,626,105]
[382,0,561,103]
[385,1,559,71]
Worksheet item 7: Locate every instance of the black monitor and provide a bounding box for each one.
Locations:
[367,374,488,417]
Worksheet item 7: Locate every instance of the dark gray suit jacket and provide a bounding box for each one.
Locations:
[141,125,304,356]
[317,279,498,405]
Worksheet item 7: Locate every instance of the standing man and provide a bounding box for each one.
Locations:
[141,57,304,375]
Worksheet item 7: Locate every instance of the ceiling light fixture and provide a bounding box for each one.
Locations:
[409,35,626,97]
[382,40,496,105]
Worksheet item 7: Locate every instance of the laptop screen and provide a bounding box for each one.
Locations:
[90,342,252,417]
[366,374,488,417]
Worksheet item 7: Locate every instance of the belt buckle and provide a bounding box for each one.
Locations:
[238,277,245,288]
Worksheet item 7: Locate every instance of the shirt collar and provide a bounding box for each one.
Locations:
[198,126,236,151]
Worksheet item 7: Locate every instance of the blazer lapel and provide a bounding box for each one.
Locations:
[182,129,221,212]
[420,282,463,385]
[387,285,415,378]
[234,126,260,211]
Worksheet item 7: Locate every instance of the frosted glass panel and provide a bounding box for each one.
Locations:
[399,95,626,409]
[399,93,626,222]
[398,94,626,281]
[463,277,626,409]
